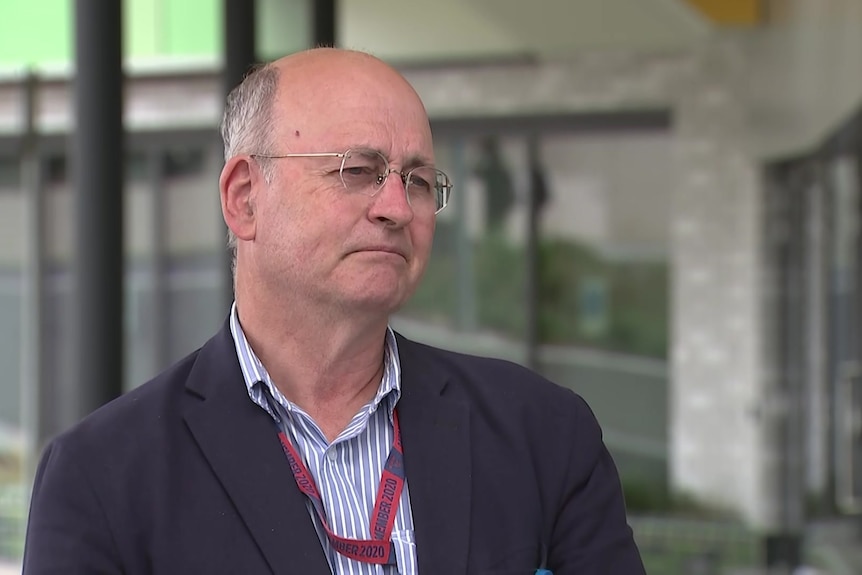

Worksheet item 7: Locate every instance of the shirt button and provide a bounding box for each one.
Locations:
[327,449,338,462]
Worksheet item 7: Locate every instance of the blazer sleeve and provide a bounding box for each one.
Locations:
[23,439,124,575]
[549,393,646,574]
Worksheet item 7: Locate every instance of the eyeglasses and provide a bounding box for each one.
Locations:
[251,148,453,214]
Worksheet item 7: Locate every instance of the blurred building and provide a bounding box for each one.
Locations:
[1,0,862,572]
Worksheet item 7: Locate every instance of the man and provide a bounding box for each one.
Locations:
[23,49,645,574]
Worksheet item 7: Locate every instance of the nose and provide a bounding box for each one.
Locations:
[367,170,414,227]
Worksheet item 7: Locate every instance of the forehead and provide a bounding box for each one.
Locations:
[270,56,434,158]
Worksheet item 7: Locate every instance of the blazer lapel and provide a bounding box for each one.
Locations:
[396,336,472,575]
[183,322,331,575]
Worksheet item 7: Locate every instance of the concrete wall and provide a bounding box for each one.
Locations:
[670,40,768,524]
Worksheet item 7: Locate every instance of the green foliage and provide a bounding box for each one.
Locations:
[474,233,527,335]
[632,514,763,575]
[627,482,761,574]
[0,482,25,560]
[0,452,20,486]
[623,478,674,514]
[623,478,738,520]
[407,242,458,325]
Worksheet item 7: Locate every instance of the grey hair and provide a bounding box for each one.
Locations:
[219,63,280,276]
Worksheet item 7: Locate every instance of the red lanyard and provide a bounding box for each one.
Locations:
[277,409,405,565]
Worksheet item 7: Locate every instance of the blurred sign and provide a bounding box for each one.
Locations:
[579,276,609,337]
[682,0,763,26]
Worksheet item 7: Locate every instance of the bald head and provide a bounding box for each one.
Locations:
[271,47,414,86]
[221,49,429,165]
[268,49,431,157]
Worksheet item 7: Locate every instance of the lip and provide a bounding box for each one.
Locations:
[353,246,408,259]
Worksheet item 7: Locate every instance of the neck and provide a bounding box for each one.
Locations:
[234,289,391,441]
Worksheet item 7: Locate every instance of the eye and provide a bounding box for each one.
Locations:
[406,168,435,194]
[341,151,386,190]
[342,164,376,176]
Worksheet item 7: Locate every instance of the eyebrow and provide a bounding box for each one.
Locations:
[351,145,433,169]
[402,153,434,169]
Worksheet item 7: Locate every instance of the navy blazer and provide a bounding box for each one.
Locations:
[23,321,645,574]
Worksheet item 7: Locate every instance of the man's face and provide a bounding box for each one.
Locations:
[245,56,438,317]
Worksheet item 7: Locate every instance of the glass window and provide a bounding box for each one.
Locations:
[0,158,19,189]
[536,132,670,358]
[43,155,67,186]
[397,136,529,363]
[163,148,205,179]
[397,128,671,496]
[0,174,24,565]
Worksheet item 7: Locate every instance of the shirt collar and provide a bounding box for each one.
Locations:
[228,302,402,421]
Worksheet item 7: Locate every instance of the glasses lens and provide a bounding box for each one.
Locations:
[340,149,388,194]
[406,167,451,213]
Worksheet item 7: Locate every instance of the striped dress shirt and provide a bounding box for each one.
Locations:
[229,305,419,575]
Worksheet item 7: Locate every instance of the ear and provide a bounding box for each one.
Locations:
[220,155,259,242]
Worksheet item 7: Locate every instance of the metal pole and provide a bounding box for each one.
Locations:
[766,167,806,574]
[222,0,257,311]
[851,149,862,514]
[148,150,169,370]
[313,0,337,47]
[453,138,476,332]
[223,0,257,99]
[524,136,544,371]
[71,0,124,423]
[20,71,46,473]
[822,161,839,515]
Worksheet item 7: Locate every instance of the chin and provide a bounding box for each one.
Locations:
[359,293,406,312]
[339,287,408,314]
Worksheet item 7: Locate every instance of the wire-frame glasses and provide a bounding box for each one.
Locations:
[252,148,453,214]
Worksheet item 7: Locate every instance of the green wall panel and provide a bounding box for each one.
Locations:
[0,0,71,66]
[0,0,222,67]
